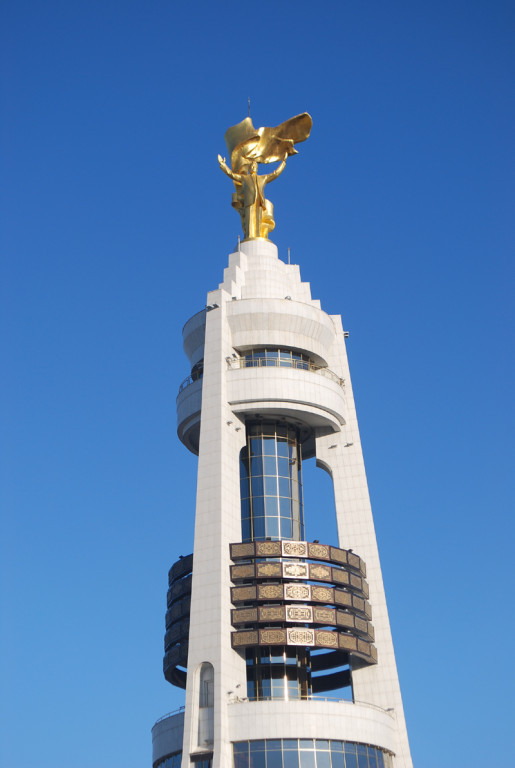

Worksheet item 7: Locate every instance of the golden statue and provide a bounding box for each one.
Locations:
[218,112,312,240]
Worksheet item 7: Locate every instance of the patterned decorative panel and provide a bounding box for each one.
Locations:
[334,590,352,607]
[315,630,338,648]
[308,543,330,560]
[311,586,334,603]
[286,605,313,622]
[230,542,255,558]
[287,628,315,646]
[330,547,347,564]
[258,584,283,600]
[232,586,257,602]
[232,608,258,624]
[256,541,282,557]
[336,611,354,628]
[282,541,308,557]
[355,617,368,634]
[348,553,361,570]
[232,630,258,646]
[313,606,336,625]
[260,629,287,645]
[352,596,365,613]
[339,634,357,651]
[231,564,255,579]
[309,563,332,581]
[284,583,311,601]
[283,562,308,579]
[260,606,285,622]
[331,568,349,585]
[256,562,282,578]
[350,574,363,590]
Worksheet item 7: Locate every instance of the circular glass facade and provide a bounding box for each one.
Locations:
[155,752,182,768]
[240,422,304,542]
[243,348,312,370]
[246,646,311,701]
[233,740,393,768]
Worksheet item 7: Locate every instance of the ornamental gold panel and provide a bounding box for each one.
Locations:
[353,596,365,613]
[260,606,285,622]
[258,584,283,600]
[350,574,363,590]
[362,580,369,598]
[260,629,287,645]
[256,541,281,557]
[256,562,282,578]
[355,617,368,634]
[330,547,347,564]
[309,563,331,581]
[315,630,338,648]
[313,607,336,625]
[232,630,258,646]
[308,543,330,560]
[286,605,313,622]
[331,568,349,585]
[231,564,255,580]
[232,586,257,602]
[311,586,333,603]
[334,590,352,607]
[287,628,315,646]
[230,542,255,559]
[283,562,308,579]
[339,634,357,651]
[348,553,361,570]
[336,611,354,629]
[282,541,308,557]
[285,584,311,601]
[358,639,371,656]
[232,608,258,624]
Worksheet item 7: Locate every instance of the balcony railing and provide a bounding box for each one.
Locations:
[227,356,344,388]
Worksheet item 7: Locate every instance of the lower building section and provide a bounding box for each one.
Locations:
[233,739,393,768]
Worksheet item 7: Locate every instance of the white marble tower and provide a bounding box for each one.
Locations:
[151,235,413,768]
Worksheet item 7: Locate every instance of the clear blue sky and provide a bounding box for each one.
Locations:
[1,2,513,767]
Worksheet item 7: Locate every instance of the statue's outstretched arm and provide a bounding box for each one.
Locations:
[263,154,288,184]
[218,155,242,184]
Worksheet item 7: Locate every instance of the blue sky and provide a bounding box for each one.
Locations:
[1,1,514,767]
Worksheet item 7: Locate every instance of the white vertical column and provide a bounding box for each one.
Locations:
[180,288,247,768]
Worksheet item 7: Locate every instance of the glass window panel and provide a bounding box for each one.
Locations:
[265,349,279,359]
[279,497,292,516]
[275,425,287,437]
[246,678,255,699]
[250,437,261,456]
[251,477,264,498]
[251,457,263,475]
[283,741,298,751]
[263,437,277,455]
[367,748,378,768]
[277,457,290,477]
[252,496,264,515]
[241,518,251,541]
[376,752,384,768]
[265,476,278,495]
[234,758,247,768]
[344,756,358,768]
[283,752,300,768]
[278,477,291,497]
[266,516,280,539]
[264,456,277,474]
[330,743,343,753]
[300,740,314,750]
[280,517,292,539]
[267,751,283,768]
[316,741,329,751]
[316,752,331,768]
[266,740,282,752]
[265,496,279,516]
[330,752,345,768]
[241,477,250,498]
[252,516,265,539]
[277,439,289,457]
[249,739,265,753]
[300,752,316,768]
[249,752,266,768]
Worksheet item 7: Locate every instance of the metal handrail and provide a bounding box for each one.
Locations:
[153,706,185,727]
[228,356,345,388]
[227,695,394,716]
[178,374,203,394]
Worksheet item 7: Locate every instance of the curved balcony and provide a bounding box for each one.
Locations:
[163,554,193,690]
[226,360,346,432]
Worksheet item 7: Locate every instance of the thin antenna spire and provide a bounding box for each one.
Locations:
[248,97,251,117]
[288,247,291,264]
